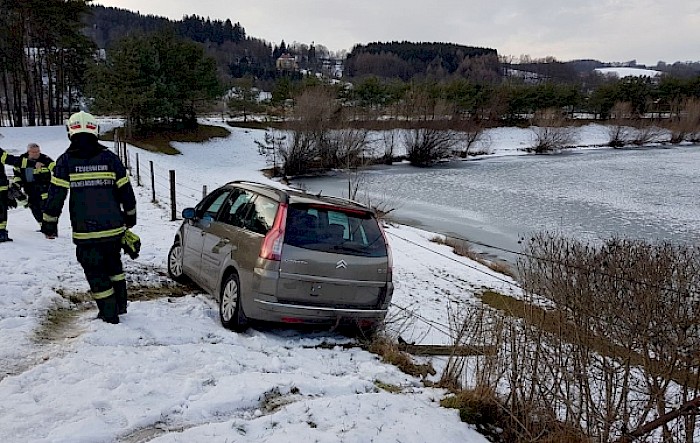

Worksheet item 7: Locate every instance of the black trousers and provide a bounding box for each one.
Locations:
[75,240,125,302]
[27,191,44,225]
[0,188,7,231]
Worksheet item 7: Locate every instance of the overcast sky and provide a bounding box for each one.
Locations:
[95,0,699,65]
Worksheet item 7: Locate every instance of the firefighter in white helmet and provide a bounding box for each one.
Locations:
[42,111,137,323]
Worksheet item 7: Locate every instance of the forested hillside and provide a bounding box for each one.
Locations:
[84,6,246,50]
[345,41,500,81]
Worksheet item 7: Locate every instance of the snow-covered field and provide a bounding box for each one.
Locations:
[0,120,528,443]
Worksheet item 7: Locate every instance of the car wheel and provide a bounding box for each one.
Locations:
[167,242,188,283]
[220,272,247,332]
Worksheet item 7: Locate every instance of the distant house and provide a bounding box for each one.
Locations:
[275,53,298,71]
[320,58,344,78]
[506,68,546,84]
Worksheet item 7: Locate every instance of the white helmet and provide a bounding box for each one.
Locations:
[67,111,99,138]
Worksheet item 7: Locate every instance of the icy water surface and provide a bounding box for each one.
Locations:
[297,146,700,261]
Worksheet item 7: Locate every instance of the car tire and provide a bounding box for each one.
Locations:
[220,272,247,332]
[167,241,188,283]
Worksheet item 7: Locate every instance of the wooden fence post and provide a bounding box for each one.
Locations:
[150,161,156,203]
[169,170,177,221]
[123,140,129,171]
[135,153,141,186]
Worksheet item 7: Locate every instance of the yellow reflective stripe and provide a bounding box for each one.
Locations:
[51,176,70,188]
[0,152,7,163]
[0,221,6,229]
[12,176,21,183]
[21,158,28,168]
[69,172,116,181]
[36,167,51,173]
[48,162,56,171]
[0,185,7,191]
[125,208,136,216]
[109,274,126,282]
[93,288,115,300]
[116,176,129,188]
[72,227,125,240]
[41,193,48,199]
[43,214,59,222]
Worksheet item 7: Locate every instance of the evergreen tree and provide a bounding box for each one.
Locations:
[88,29,221,132]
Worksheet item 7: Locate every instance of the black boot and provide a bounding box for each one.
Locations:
[113,280,128,315]
[95,295,119,324]
[0,230,13,242]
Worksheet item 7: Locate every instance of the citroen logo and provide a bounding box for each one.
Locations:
[336,259,347,269]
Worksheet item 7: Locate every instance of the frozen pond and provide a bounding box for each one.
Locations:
[295,146,700,262]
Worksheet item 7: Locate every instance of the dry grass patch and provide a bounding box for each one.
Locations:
[441,386,591,443]
[366,335,436,379]
[373,380,403,394]
[103,124,230,154]
[430,236,516,278]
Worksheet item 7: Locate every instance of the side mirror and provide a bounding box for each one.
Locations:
[182,208,196,220]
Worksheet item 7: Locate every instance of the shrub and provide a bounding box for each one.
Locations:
[527,108,577,153]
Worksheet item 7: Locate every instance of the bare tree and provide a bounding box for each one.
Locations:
[630,120,667,146]
[607,102,636,147]
[516,233,700,442]
[380,130,398,164]
[454,120,486,158]
[403,127,464,165]
[262,86,372,176]
[527,108,577,153]
[401,88,465,165]
[669,98,700,143]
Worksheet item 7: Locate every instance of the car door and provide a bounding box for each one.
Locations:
[182,189,230,284]
[198,189,256,293]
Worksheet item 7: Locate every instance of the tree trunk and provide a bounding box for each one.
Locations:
[35,49,46,126]
[12,68,23,126]
[1,71,13,126]
[46,57,55,126]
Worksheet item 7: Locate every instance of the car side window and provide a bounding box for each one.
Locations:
[219,189,255,228]
[197,189,230,221]
[242,195,278,235]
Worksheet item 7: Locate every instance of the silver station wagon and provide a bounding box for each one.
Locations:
[167,181,394,333]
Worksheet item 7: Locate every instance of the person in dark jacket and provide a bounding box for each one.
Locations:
[0,147,40,242]
[41,111,137,324]
[13,142,55,227]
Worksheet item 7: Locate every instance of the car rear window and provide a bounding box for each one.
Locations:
[285,204,387,257]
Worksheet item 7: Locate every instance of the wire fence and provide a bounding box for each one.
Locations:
[113,136,208,221]
[111,134,700,335]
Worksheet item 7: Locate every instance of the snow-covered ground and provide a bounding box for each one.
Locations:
[0,120,535,443]
[594,67,662,78]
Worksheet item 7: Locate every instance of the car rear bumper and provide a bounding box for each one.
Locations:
[252,298,388,324]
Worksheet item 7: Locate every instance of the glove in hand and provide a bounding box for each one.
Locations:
[121,229,141,259]
[41,221,58,239]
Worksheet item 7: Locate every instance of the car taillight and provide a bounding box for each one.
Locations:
[378,221,393,280]
[260,203,287,261]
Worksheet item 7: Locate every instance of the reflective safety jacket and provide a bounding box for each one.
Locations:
[1,149,35,192]
[43,137,137,244]
[13,153,55,201]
